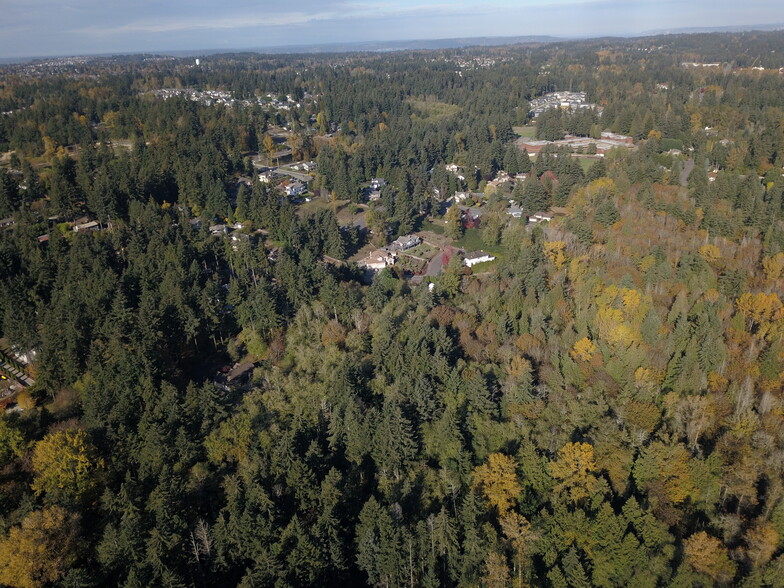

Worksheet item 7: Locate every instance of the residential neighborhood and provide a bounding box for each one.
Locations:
[528,91,598,117]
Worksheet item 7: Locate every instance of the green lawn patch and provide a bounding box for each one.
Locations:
[576,157,601,172]
[453,228,505,255]
[298,199,335,215]
[420,220,445,235]
[407,99,462,122]
[468,258,500,273]
[513,125,537,138]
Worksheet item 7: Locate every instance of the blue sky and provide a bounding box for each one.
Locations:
[1,0,782,59]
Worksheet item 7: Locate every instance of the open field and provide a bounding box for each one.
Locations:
[407,98,462,122]
[513,125,537,137]
[453,228,506,256]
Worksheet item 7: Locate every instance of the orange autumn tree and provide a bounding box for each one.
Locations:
[0,507,79,588]
[683,531,737,584]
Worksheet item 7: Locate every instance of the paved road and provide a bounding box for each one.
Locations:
[275,169,312,183]
[680,158,695,186]
[425,249,446,276]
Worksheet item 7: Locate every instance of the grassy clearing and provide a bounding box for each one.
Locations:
[576,157,601,172]
[513,125,537,137]
[407,99,462,122]
[453,228,506,255]
[420,220,446,235]
[298,198,335,215]
[468,258,500,273]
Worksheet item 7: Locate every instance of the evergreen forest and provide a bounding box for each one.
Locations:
[0,31,784,587]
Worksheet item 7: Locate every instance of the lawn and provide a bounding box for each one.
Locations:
[407,98,462,122]
[298,198,338,215]
[513,125,537,138]
[576,157,601,172]
[420,220,445,235]
[467,258,500,273]
[453,228,505,256]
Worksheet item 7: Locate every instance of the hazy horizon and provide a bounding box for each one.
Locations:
[2,0,784,61]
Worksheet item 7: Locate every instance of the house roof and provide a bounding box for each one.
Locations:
[227,362,255,382]
[465,250,494,261]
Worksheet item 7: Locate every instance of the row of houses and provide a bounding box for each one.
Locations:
[529,91,597,117]
[519,132,634,155]
[150,88,312,113]
[359,233,422,270]
[35,216,112,244]
[258,169,310,197]
[361,246,496,273]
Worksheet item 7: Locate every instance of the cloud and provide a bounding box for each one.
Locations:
[71,2,471,36]
[74,12,333,35]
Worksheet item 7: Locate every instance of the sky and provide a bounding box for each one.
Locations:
[1,0,783,60]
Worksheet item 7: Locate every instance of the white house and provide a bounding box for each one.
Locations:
[464,251,496,267]
[286,182,307,197]
[529,212,554,223]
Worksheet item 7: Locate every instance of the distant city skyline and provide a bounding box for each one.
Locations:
[1,0,783,60]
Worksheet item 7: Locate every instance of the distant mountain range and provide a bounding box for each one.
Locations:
[641,23,784,36]
[170,25,784,56]
[4,24,784,65]
[174,36,566,57]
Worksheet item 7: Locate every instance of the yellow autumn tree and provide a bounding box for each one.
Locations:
[762,252,784,280]
[42,136,58,159]
[596,307,637,347]
[31,429,103,506]
[633,441,697,506]
[0,507,79,588]
[698,243,721,264]
[543,241,567,269]
[262,134,276,158]
[472,453,521,515]
[570,337,597,362]
[549,442,602,503]
[736,291,784,338]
